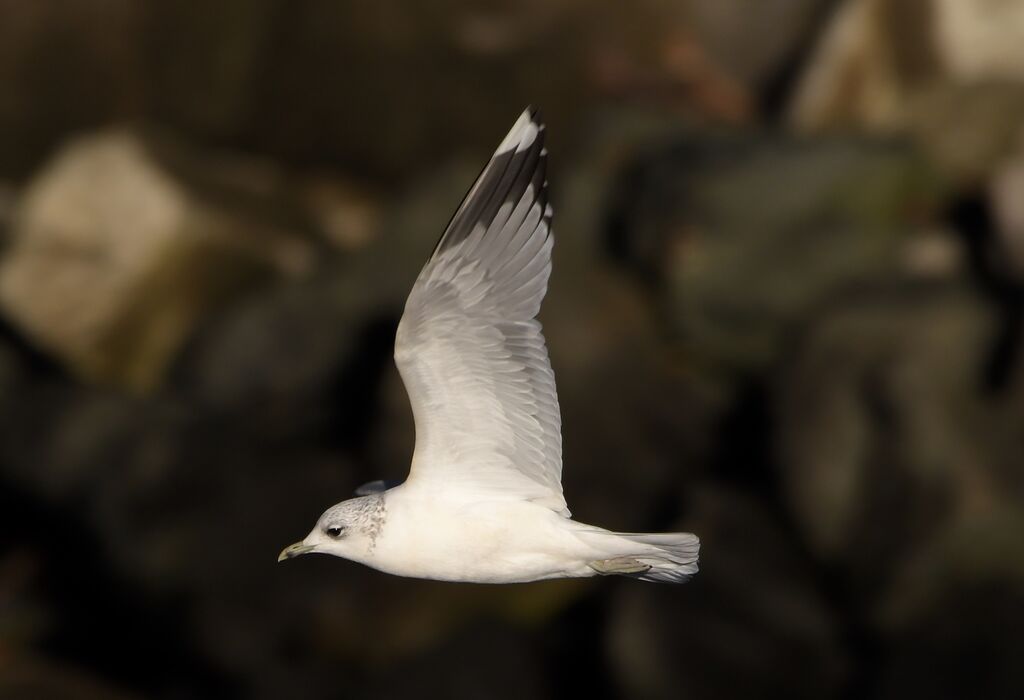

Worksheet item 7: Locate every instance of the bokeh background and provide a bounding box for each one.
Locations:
[1,1,1023,698]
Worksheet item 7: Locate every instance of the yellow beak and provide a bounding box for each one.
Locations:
[278,542,316,562]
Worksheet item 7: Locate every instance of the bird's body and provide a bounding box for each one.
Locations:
[300,487,699,583]
[344,490,594,583]
[279,109,699,584]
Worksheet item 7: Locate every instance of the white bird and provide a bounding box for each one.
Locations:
[278,108,699,583]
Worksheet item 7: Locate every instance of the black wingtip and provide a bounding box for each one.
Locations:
[526,105,544,128]
[429,106,549,260]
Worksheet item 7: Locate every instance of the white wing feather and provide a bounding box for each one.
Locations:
[394,108,567,515]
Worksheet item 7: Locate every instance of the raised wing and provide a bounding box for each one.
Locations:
[394,108,566,515]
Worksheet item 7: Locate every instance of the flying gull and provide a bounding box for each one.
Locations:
[279,109,700,583]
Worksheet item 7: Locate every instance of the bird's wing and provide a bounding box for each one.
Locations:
[394,108,567,515]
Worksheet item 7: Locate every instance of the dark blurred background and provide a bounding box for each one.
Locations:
[1,1,1023,698]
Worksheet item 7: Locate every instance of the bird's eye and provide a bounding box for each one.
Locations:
[326,526,345,538]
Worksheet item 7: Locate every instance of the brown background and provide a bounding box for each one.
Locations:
[1,1,1023,698]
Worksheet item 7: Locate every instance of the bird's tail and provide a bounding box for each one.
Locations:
[586,531,700,583]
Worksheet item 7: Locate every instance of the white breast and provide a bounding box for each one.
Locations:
[367,487,594,583]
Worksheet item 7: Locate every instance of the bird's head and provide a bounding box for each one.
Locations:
[278,495,386,563]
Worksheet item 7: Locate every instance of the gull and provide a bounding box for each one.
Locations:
[279,108,699,583]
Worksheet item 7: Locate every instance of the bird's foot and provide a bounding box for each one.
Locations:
[588,557,652,575]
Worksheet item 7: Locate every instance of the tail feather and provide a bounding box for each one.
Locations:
[606,532,700,583]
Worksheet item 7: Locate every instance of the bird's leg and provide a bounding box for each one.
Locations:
[588,557,652,575]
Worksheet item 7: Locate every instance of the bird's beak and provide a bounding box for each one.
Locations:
[278,542,316,562]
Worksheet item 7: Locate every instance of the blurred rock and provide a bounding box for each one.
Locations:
[788,0,940,130]
[990,128,1024,281]
[875,582,1024,700]
[240,0,742,173]
[790,0,1024,128]
[775,278,1024,696]
[0,373,365,696]
[362,621,549,700]
[0,1,812,182]
[774,281,1010,602]
[608,133,947,380]
[172,273,398,452]
[141,1,281,140]
[303,575,588,673]
[0,380,586,697]
[0,652,136,700]
[0,548,48,649]
[908,83,1024,186]
[0,181,15,241]
[170,155,455,446]
[0,130,314,392]
[300,176,381,252]
[181,278,357,411]
[0,0,145,178]
[789,0,1024,184]
[0,331,24,402]
[931,0,1024,83]
[607,484,847,699]
[684,0,831,93]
